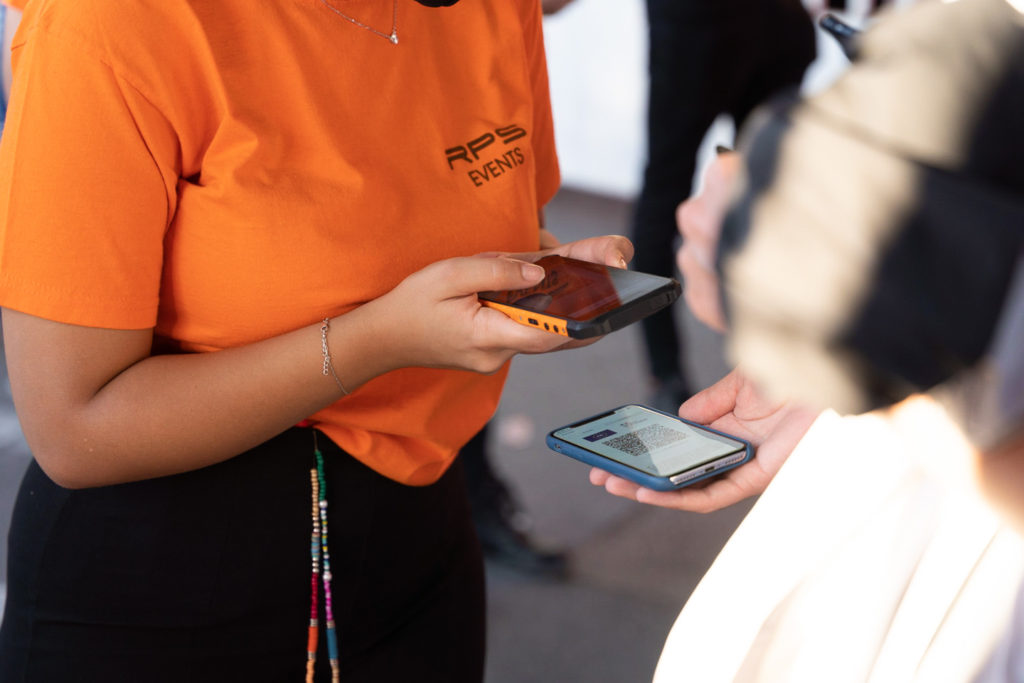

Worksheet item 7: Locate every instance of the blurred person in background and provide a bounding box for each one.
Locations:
[594,0,1024,679]
[631,0,815,413]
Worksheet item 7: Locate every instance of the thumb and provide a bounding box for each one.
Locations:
[678,369,743,423]
[433,255,545,299]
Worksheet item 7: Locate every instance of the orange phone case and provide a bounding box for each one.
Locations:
[479,255,679,339]
[478,300,574,337]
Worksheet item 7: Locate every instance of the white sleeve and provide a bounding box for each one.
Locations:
[653,408,1024,683]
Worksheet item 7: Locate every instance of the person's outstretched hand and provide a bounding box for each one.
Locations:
[676,152,742,333]
[590,369,819,513]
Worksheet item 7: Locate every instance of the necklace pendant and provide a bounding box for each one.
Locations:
[319,0,400,46]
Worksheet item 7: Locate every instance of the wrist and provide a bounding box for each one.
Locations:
[324,296,410,389]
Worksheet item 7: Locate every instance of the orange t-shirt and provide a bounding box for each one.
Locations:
[0,0,559,485]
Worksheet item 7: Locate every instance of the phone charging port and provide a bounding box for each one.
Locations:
[528,318,539,326]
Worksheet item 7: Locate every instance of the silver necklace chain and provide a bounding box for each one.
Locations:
[318,0,399,45]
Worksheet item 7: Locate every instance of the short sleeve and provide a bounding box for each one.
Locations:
[0,17,179,329]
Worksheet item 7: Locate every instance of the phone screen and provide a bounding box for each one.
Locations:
[552,405,745,477]
[479,255,669,322]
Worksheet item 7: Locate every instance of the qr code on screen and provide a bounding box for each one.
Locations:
[605,424,686,457]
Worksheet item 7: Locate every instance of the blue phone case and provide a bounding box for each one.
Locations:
[545,405,753,491]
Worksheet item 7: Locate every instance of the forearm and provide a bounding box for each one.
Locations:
[7,302,396,488]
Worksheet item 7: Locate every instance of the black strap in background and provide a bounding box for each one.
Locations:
[819,12,861,61]
[827,0,891,8]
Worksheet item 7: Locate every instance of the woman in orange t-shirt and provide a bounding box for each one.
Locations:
[0,1,631,680]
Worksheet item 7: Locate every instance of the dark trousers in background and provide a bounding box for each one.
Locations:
[633,0,817,397]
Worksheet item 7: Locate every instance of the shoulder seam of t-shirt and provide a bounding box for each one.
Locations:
[26,9,172,110]
[23,18,180,227]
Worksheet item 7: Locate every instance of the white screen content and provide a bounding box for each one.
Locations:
[553,406,744,476]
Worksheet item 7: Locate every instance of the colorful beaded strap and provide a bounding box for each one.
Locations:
[308,433,340,683]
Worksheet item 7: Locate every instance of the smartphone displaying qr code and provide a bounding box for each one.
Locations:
[546,404,752,491]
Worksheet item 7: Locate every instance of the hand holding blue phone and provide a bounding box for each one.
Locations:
[579,370,819,512]
[548,404,752,491]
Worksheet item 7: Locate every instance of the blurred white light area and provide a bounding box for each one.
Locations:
[542,0,853,201]
[543,0,647,199]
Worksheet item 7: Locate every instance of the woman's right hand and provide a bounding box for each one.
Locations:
[371,254,572,375]
[369,234,632,375]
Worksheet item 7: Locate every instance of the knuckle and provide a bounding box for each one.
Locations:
[489,258,510,282]
[684,288,701,312]
[677,205,700,238]
[464,349,503,375]
[678,245,698,273]
[433,259,461,281]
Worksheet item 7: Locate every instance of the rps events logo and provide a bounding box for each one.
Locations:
[445,124,528,187]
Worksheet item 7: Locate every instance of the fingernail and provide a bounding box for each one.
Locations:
[522,263,544,281]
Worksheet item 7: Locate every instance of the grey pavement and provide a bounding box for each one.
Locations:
[0,188,753,681]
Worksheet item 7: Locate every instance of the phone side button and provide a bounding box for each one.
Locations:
[669,469,704,485]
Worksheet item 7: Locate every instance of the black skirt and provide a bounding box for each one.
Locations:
[0,427,485,683]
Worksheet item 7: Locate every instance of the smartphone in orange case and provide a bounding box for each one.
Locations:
[478,254,680,339]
